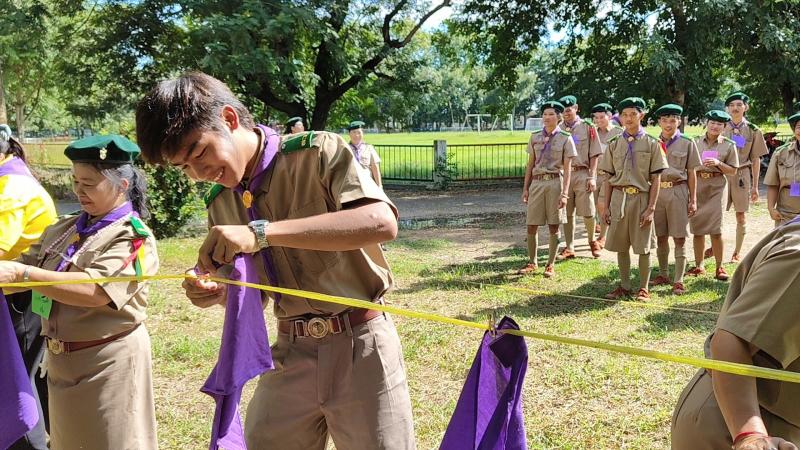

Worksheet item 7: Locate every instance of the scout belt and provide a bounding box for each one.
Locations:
[531,173,559,181]
[612,185,643,195]
[660,180,686,188]
[698,172,723,179]
[571,166,588,171]
[279,308,382,339]
[46,324,139,355]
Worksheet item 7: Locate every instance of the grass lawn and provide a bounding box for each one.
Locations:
[148,219,735,449]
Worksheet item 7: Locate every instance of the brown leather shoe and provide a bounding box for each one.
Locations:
[651,275,671,286]
[605,286,632,300]
[589,240,602,258]
[596,237,606,249]
[543,264,555,278]
[687,266,706,276]
[703,247,713,259]
[556,248,576,260]
[635,288,650,301]
[517,263,538,275]
[715,266,729,281]
[730,253,741,263]
[672,282,686,295]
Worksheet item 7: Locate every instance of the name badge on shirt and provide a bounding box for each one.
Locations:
[31,291,52,319]
[790,182,800,197]
[702,150,719,160]
[732,135,746,149]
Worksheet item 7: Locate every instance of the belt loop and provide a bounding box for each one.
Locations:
[289,320,296,343]
[343,312,353,336]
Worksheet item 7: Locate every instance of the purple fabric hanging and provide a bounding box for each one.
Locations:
[201,254,274,450]
[535,128,557,166]
[440,316,528,450]
[350,142,364,162]
[0,292,39,449]
[0,156,34,179]
[622,128,645,169]
[56,202,135,272]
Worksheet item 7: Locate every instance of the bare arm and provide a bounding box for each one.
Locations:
[370,162,382,188]
[751,157,761,201]
[0,262,112,307]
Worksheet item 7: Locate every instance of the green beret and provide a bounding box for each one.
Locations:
[654,104,683,117]
[793,102,800,113]
[591,103,613,114]
[788,112,800,128]
[558,95,577,107]
[347,120,366,131]
[65,134,140,164]
[618,97,646,111]
[285,117,302,127]
[725,92,749,105]
[540,101,565,114]
[705,110,732,123]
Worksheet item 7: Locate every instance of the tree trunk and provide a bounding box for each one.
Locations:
[310,97,332,130]
[0,62,7,125]
[15,101,25,141]
[780,81,795,117]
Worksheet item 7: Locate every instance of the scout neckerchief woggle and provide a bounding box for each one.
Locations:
[622,128,645,169]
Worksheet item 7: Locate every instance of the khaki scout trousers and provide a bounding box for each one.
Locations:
[671,370,800,449]
[245,314,415,450]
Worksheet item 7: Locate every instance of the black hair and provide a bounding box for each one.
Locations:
[90,163,150,219]
[0,136,27,163]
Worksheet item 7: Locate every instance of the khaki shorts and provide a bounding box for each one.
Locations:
[527,176,566,226]
[595,172,610,210]
[654,183,689,238]
[690,175,727,235]
[567,169,596,217]
[606,188,654,255]
[726,166,752,212]
[671,370,800,450]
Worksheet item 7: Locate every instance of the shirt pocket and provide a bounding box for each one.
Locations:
[667,149,688,171]
[635,149,652,171]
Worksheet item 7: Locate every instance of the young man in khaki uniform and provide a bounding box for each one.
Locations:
[765,112,800,226]
[591,102,623,249]
[557,95,603,258]
[347,120,383,188]
[598,97,668,301]
[688,110,740,282]
[671,217,800,450]
[284,116,305,135]
[650,104,701,295]
[518,100,576,278]
[723,92,769,262]
[135,73,414,450]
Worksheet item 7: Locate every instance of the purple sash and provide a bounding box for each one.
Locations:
[440,316,528,450]
[0,292,39,448]
[201,254,273,450]
[0,156,34,179]
[56,202,135,272]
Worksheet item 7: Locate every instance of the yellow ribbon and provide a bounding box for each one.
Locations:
[2,274,798,384]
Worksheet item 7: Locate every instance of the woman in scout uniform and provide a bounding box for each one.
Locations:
[0,124,57,450]
[649,104,701,296]
[518,100,576,278]
[688,110,739,282]
[284,116,305,135]
[556,95,603,259]
[348,120,383,188]
[723,92,769,262]
[0,135,159,450]
[598,97,668,302]
[591,103,623,250]
[765,112,800,226]
[671,218,800,450]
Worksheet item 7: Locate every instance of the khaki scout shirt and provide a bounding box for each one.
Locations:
[695,135,740,174]
[723,120,769,168]
[207,131,397,320]
[526,126,578,176]
[704,218,800,427]
[764,140,800,215]
[560,117,602,168]
[597,125,623,153]
[598,129,668,192]
[18,214,159,342]
[660,133,702,183]
[351,143,381,170]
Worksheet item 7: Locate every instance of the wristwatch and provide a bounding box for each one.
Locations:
[248,219,271,249]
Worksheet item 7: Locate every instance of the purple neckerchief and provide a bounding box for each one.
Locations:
[623,128,645,169]
[0,156,33,179]
[661,131,682,151]
[0,292,40,449]
[535,127,558,165]
[563,116,580,130]
[730,119,747,132]
[56,202,134,272]
[440,316,528,450]
[201,254,273,450]
[350,142,365,161]
[232,124,281,303]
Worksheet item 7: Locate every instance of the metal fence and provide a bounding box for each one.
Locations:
[447,143,528,180]
[373,144,435,182]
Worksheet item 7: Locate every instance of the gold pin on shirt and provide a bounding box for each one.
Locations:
[242,190,253,208]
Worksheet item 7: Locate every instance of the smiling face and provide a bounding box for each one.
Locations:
[592,112,611,129]
[72,163,127,216]
[349,128,363,145]
[658,115,681,137]
[706,120,726,137]
[726,100,748,121]
[620,108,644,134]
[562,105,578,123]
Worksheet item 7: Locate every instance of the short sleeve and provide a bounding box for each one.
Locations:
[687,141,702,171]
[724,145,740,168]
[764,154,780,186]
[649,142,669,174]
[368,145,381,164]
[588,127,603,158]
[526,135,535,155]
[598,145,615,176]
[563,137,578,160]
[751,129,769,160]
[0,201,24,252]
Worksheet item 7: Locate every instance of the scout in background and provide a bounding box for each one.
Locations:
[136,72,413,449]
[671,217,800,450]
[764,112,800,226]
[0,135,159,450]
[598,97,668,301]
[348,120,383,188]
[284,116,305,135]
[591,103,623,250]
[688,110,739,282]
[0,124,57,450]
[557,95,603,258]
[518,100,576,278]
[722,92,768,262]
[649,105,701,296]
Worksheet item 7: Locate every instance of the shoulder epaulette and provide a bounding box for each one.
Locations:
[532,128,543,134]
[646,133,660,141]
[129,216,150,237]
[750,123,761,131]
[203,183,225,208]
[775,143,791,153]
[582,118,596,128]
[281,131,316,154]
[608,134,621,142]
[680,134,693,141]
[559,130,571,137]
[721,136,736,145]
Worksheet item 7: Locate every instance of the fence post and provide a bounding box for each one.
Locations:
[433,139,447,189]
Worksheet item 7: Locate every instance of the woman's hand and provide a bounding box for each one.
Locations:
[0,261,25,284]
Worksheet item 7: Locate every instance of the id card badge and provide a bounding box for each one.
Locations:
[31,291,52,319]
[790,182,800,197]
[572,134,579,145]
[702,150,719,160]
[732,134,746,149]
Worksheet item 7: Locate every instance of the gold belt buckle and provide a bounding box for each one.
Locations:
[623,187,639,195]
[306,317,329,339]
[661,181,673,188]
[700,172,712,179]
[46,338,64,355]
